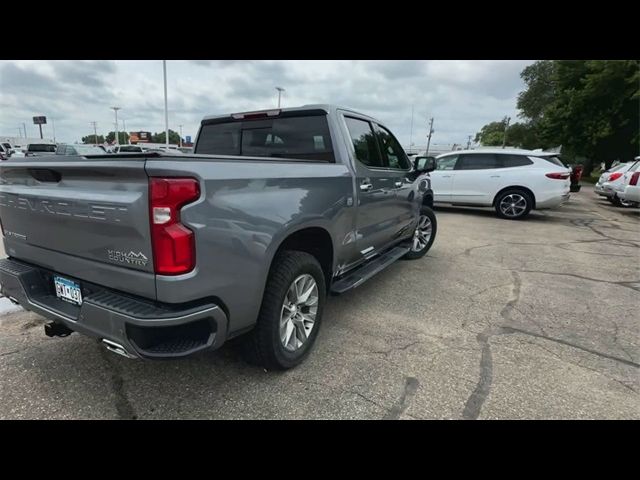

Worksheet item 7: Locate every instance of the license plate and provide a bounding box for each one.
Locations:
[54,276,83,305]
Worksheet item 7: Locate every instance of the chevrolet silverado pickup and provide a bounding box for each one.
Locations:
[0,105,437,369]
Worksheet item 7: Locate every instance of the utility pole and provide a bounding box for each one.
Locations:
[111,106,121,145]
[409,105,414,154]
[467,135,472,149]
[425,117,434,156]
[23,123,27,138]
[163,60,169,148]
[179,125,183,147]
[17,127,22,138]
[502,116,511,149]
[90,122,98,146]
[52,118,56,143]
[275,86,285,108]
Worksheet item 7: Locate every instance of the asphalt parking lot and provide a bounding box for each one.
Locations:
[0,186,638,419]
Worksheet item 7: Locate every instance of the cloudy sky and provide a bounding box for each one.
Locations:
[0,60,533,148]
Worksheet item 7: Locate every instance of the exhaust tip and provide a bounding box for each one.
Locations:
[102,339,134,359]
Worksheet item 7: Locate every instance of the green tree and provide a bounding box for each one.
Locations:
[151,129,181,145]
[540,60,639,173]
[517,60,557,125]
[82,134,105,144]
[105,131,130,144]
[474,119,508,146]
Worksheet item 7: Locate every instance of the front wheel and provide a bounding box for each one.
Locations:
[403,206,437,259]
[240,250,326,370]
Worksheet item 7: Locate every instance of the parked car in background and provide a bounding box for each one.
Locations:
[430,148,571,219]
[612,157,640,207]
[55,144,106,156]
[24,143,57,157]
[0,144,8,161]
[112,145,145,153]
[594,160,637,206]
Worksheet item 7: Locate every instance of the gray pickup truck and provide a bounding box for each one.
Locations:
[0,105,436,369]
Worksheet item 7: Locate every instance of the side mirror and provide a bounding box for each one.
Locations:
[414,156,436,173]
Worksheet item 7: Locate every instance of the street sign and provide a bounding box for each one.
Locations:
[186,136,191,143]
[33,116,47,125]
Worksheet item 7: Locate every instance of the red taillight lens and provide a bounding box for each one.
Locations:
[608,172,623,182]
[630,172,640,186]
[149,177,200,275]
[545,172,570,180]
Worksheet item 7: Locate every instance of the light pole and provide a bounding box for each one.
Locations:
[409,105,414,154]
[502,116,511,149]
[275,86,285,108]
[163,60,169,148]
[90,122,98,145]
[111,106,121,145]
[467,135,472,149]
[22,123,27,138]
[179,124,183,148]
[52,117,56,143]
[121,119,128,144]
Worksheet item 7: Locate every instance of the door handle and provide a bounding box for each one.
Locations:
[394,181,403,188]
[360,182,373,192]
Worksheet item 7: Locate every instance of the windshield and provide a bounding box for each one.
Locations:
[28,144,56,152]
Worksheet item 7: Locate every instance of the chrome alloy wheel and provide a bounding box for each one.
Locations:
[499,193,527,218]
[280,274,318,352]
[411,214,433,252]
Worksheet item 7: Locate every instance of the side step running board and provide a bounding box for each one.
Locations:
[330,245,410,295]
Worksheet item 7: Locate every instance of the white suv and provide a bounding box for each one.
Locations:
[430,148,571,219]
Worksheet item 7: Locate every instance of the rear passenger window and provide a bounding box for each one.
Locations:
[501,155,533,167]
[374,124,410,170]
[344,116,383,168]
[456,154,501,170]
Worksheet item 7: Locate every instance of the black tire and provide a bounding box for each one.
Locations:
[241,250,326,370]
[494,189,533,220]
[403,206,437,260]
[611,194,632,208]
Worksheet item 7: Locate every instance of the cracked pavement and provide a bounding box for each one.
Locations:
[0,186,638,419]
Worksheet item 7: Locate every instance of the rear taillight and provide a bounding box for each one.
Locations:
[545,172,570,180]
[149,177,200,275]
[608,172,623,182]
[630,172,640,186]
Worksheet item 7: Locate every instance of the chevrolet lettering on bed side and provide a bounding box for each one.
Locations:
[0,193,128,223]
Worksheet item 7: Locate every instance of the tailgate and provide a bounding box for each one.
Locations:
[0,155,156,299]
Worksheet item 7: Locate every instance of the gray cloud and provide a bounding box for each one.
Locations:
[0,60,532,147]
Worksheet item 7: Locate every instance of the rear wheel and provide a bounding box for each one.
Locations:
[241,251,326,370]
[611,194,632,208]
[495,189,533,220]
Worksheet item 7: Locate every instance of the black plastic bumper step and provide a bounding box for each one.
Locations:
[330,245,410,294]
